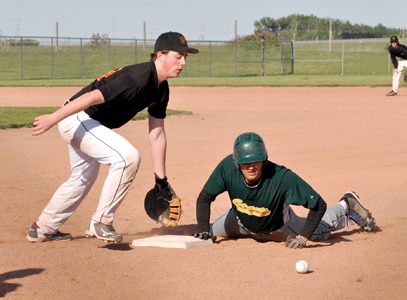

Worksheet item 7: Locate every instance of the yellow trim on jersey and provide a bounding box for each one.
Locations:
[232,198,271,217]
[97,67,123,81]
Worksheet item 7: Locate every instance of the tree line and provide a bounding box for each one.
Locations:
[236,14,404,41]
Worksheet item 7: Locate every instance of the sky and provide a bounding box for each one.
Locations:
[0,0,405,41]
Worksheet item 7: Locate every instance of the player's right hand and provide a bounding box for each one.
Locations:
[32,114,56,136]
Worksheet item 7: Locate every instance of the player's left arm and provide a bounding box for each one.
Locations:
[389,50,399,69]
[196,189,214,232]
[285,197,327,249]
[148,115,167,180]
[300,197,327,239]
[146,115,183,227]
[193,189,217,241]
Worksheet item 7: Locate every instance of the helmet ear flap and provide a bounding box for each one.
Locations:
[233,159,239,169]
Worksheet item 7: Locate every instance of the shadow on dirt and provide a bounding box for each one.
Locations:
[0,268,44,297]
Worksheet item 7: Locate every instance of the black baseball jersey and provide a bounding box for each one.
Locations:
[203,154,320,233]
[388,43,407,69]
[69,62,169,129]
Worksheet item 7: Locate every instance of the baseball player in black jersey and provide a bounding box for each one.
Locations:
[387,35,407,96]
[193,132,376,248]
[26,32,199,243]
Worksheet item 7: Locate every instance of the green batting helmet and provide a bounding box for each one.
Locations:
[233,132,268,164]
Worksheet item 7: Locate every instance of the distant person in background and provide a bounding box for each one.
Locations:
[386,35,407,96]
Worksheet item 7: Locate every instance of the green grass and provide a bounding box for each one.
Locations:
[0,107,57,129]
[0,74,391,87]
[0,38,392,80]
[170,75,391,87]
[0,107,191,129]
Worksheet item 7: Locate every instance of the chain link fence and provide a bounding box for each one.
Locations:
[0,36,397,80]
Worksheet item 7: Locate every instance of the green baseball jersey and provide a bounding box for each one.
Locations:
[203,154,320,233]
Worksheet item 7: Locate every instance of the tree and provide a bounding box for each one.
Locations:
[88,33,109,49]
[248,14,403,41]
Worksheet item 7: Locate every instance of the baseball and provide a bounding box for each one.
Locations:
[295,260,309,274]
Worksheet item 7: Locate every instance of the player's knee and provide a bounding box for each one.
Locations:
[112,148,140,173]
[123,149,141,177]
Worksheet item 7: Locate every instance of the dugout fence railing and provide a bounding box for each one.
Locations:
[0,36,397,80]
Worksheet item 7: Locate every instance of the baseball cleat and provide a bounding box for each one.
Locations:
[386,90,397,96]
[86,221,123,243]
[26,222,72,242]
[341,191,376,232]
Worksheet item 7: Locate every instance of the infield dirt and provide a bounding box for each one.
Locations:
[1,86,406,299]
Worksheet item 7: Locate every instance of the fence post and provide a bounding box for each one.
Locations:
[51,37,54,79]
[341,42,344,76]
[280,41,283,74]
[20,37,23,80]
[134,39,137,64]
[234,41,237,76]
[260,40,264,76]
[291,40,294,74]
[80,38,83,78]
[209,41,212,77]
[108,39,111,70]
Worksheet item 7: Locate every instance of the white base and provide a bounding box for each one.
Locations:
[131,235,213,249]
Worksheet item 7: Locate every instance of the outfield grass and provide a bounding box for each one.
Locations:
[0,74,392,87]
[170,75,391,87]
[0,108,191,129]
[0,38,393,80]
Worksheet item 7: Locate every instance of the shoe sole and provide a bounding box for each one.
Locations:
[85,230,123,244]
[26,234,72,242]
[94,234,122,243]
[364,214,376,232]
[86,230,122,243]
[26,234,46,243]
[87,222,123,243]
[85,230,96,238]
[345,191,375,232]
[345,191,363,206]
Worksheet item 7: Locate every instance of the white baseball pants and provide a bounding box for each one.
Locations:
[392,60,407,92]
[37,111,141,234]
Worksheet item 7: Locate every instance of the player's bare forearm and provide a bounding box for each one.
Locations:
[32,90,105,136]
[148,116,167,179]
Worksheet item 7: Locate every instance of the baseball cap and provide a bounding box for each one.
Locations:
[154,31,199,54]
[390,35,399,43]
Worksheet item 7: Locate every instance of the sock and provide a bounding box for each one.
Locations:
[339,200,347,211]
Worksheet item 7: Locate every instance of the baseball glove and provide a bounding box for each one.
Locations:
[144,183,182,227]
